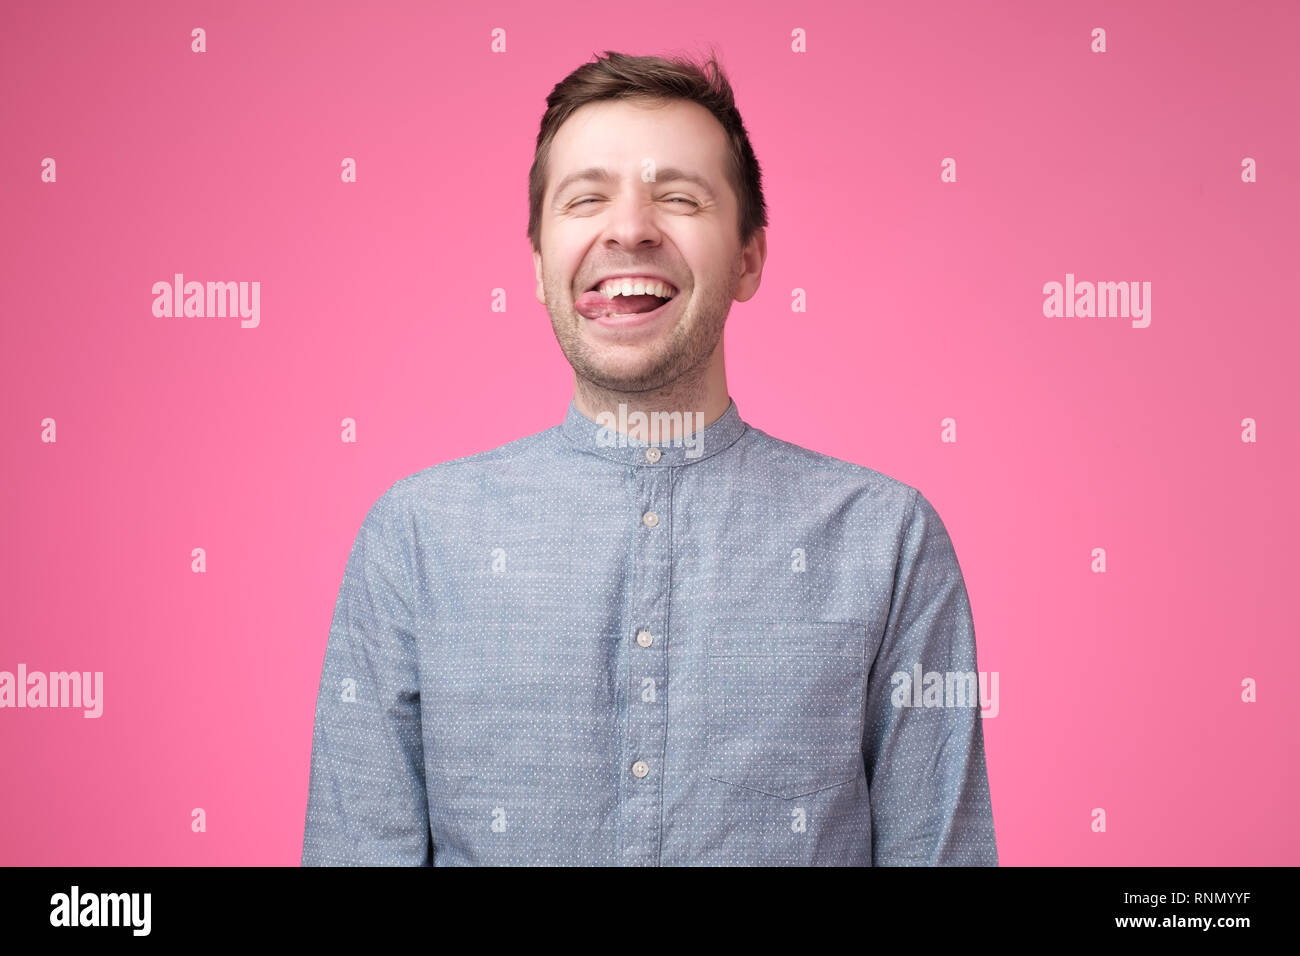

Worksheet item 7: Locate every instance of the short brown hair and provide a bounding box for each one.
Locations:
[527,49,768,253]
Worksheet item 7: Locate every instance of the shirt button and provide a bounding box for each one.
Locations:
[636,630,653,647]
[642,511,659,527]
[644,446,661,463]
[632,760,649,778]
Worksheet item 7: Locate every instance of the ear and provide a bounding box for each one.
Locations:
[533,249,545,305]
[734,227,767,303]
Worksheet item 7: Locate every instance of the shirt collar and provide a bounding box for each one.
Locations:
[560,396,748,467]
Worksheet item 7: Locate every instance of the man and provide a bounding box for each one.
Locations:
[301,50,997,866]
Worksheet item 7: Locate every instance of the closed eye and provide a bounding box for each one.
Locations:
[571,197,698,207]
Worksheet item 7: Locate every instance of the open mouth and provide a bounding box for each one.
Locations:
[576,277,680,320]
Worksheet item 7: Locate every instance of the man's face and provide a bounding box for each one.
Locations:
[533,97,760,394]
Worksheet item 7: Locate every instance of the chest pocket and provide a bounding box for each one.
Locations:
[704,620,868,800]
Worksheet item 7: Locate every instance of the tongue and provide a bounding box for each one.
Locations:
[575,292,664,319]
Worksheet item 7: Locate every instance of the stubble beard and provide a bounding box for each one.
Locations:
[546,276,733,396]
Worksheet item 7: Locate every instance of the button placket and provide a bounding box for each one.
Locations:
[621,466,671,864]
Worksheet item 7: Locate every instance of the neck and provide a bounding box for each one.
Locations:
[573,349,730,441]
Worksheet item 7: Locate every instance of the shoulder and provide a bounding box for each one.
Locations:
[739,424,920,509]
[371,424,561,518]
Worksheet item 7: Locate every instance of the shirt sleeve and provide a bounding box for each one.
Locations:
[861,487,998,865]
[301,484,432,866]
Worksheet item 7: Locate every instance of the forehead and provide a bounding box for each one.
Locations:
[546,98,728,193]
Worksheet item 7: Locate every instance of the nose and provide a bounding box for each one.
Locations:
[599,190,665,250]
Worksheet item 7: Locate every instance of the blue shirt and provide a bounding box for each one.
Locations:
[301,397,997,865]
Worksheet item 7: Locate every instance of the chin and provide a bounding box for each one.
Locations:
[584,356,674,389]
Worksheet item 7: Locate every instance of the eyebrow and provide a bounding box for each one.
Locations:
[552,166,717,201]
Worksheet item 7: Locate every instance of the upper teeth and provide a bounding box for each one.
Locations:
[596,278,677,298]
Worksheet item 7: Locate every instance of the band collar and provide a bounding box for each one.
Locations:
[560,396,748,466]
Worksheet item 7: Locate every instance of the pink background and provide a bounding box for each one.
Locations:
[2,0,1297,865]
